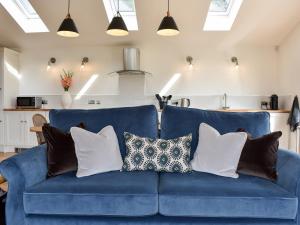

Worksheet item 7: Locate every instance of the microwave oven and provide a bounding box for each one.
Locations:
[16,97,42,109]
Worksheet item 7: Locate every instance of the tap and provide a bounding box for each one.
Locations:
[222,93,230,110]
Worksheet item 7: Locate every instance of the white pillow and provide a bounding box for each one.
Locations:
[71,126,123,178]
[190,123,247,178]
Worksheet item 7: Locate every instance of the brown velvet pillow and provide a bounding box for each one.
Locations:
[42,123,85,178]
[237,129,282,181]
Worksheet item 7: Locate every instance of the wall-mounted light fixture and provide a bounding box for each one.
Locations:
[186,56,193,70]
[231,56,239,69]
[47,57,56,71]
[80,57,89,71]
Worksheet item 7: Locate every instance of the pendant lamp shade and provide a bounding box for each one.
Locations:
[106,12,129,36]
[106,0,129,38]
[57,0,79,37]
[157,14,179,36]
[157,0,179,36]
[57,14,79,37]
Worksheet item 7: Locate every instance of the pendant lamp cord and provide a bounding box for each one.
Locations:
[167,0,170,16]
[68,0,70,15]
[117,0,121,16]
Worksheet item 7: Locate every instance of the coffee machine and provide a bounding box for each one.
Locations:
[270,95,278,110]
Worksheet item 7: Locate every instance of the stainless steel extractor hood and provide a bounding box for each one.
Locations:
[116,48,151,75]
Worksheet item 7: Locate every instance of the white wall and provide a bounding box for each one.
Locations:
[142,43,279,96]
[17,40,281,109]
[278,22,300,98]
[275,22,300,152]
[19,46,120,96]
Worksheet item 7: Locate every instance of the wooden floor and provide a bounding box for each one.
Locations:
[0,152,16,162]
[0,152,16,192]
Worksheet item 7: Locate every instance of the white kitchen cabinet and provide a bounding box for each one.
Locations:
[4,111,50,149]
[290,130,299,154]
[23,112,38,147]
[0,48,20,109]
[0,112,5,147]
[0,47,20,152]
[269,113,290,150]
[5,112,23,147]
[44,111,49,122]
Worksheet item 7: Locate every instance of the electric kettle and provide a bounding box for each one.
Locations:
[172,98,191,107]
[180,98,190,107]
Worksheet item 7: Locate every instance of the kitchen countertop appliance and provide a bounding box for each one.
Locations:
[16,97,42,109]
[270,95,279,110]
[156,94,172,110]
[172,98,191,108]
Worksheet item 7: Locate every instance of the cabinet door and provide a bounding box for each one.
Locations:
[270,113,290,150]
[5,112,23,147]
[0,112,4,146]
[23,112,38,147]
[44,112,49,123]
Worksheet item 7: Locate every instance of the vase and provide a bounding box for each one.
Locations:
[61,91,72,109]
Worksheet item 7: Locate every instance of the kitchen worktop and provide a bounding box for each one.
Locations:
[215,109,290,113]
[3,108,51,111]
[158,108,290,113]
[4,108,290,113]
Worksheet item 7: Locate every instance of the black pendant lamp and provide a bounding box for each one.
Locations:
[106,0,128,36]
[57,0,79,38]
[157,0,179,36]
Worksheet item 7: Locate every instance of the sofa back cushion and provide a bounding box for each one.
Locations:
[160,106,270,156]
[49,105,158,158]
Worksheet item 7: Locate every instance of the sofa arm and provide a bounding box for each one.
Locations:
[277,149,300,193]
[276,149,300,224]
[0,145,47,225]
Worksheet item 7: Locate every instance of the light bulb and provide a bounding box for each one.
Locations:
[47,65,51,71]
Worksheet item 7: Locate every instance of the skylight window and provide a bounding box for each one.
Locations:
[209,0,231,14]
[103,0,138,31]
[0,0,49,33]
[203,0,243,31]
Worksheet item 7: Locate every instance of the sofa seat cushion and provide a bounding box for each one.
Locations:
[159,172,297,219]
[24,171,158,217]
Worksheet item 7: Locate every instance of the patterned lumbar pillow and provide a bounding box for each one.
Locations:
[123,132,192,173]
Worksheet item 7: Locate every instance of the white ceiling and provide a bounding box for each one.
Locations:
[0,0,300,50]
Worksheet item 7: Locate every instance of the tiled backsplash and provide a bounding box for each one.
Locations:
[34,94,293,110]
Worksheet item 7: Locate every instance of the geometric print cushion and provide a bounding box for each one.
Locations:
[123,132,192,173]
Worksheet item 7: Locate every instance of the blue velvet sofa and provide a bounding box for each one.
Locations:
[1,105,300,225]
